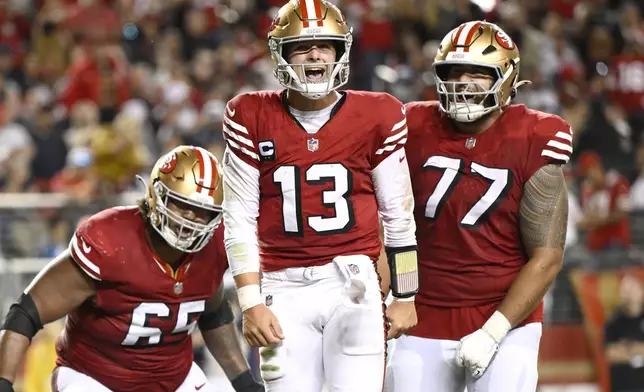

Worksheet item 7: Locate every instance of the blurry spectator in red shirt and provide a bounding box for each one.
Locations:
[578,151,632,251]
[59,30,130,121]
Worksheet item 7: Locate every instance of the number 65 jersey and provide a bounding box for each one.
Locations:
[404,101,573,340]
[222,90,416,272]
[57,207,228,392]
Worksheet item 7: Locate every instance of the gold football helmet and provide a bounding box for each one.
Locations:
[433,21,531,122]
[143,145,223,253]
[268,0,352,99]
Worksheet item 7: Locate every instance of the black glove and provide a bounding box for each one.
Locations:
[231,371,264,392]
[0,378,14,392]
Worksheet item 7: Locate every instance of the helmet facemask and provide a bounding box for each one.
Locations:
[149,179,222,253]
[270,33,352,100]
[434,62,515,123]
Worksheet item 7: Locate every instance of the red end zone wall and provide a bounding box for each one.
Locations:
[539,267,644,391]
[539,324,595,385]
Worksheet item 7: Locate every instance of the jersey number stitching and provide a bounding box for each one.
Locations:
[273,163,355,235]
[121,300,206,346]
[423,156,512,227]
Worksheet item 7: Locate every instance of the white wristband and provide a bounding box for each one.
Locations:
[482,311,512,343]
[393,295,415,303]
[237,284,262,312]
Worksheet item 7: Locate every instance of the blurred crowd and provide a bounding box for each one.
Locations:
[0,0,641,253]
[2,0,644,390]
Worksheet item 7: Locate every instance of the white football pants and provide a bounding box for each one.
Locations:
[52,362,212,391]
[259,255,387,392]
[385,322,542,392]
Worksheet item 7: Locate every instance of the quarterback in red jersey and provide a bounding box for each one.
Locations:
[386,21,571,392]
[221,1,419,391]
[0,146,263,392]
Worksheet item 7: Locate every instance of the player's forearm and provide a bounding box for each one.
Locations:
[496,163,567,328]
[606,343,634,364]
[497,249,563,327]
[202,323,251,380]
[225,226,262,311]
[0,331,30,383]
[223,145,262,278]
[630,342,644,356]
[372,150,419,298]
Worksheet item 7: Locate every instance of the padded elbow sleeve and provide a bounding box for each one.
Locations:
[1,293,43,341]
[198,299,234,332]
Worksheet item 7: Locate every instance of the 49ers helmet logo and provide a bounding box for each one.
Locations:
[159,152,178,174]
[495,30,514,50]
[269,13,280,32]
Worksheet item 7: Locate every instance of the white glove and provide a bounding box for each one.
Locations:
[455,311,511,378]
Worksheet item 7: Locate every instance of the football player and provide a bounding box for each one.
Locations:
[221,0,419,390]
[386,21,571,392]
[0,146,263,392]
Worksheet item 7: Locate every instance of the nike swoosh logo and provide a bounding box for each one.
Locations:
[401,105,406,115]
[195,383,206,390]
[226,105,235,117]
[399,155,406,163]
[81,238,91,254]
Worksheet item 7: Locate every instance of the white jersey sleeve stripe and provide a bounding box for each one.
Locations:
[69,235,102,280]
[546,140,573,153]
[391,117,406,132]
[225,138,260,161]
[541,149,570,162]
[224,116,250,135]
[383,127,408,144]
[555,131,573,143]
[223,124,255,147]
[376,137,407,155]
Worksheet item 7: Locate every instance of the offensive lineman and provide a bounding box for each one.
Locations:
[221,0,419,391]
[386,21,571,392]
[0,146,263,392]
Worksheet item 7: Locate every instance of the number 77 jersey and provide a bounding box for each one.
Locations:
[404,101,573,339]
[222,90,411,272]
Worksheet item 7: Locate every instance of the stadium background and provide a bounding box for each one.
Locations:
[0,0,642,391]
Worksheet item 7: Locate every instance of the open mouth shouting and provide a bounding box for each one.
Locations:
[304,66,326,83]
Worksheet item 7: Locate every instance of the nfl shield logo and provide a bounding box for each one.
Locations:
[307,138,319,152]
[348,264,360,275]
[265,295,273,307]
[465,137,476,150]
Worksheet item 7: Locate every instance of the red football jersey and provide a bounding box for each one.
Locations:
[581,171,631,251]
[608,55,644,115]
[59,206,227,392]
[223,90,407,271]
[404,102,573,340]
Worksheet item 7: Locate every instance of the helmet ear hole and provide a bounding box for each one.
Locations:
[333,41,345,61]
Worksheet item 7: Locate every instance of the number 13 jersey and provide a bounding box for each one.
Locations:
[404,101,573,340]
[222,90,413,272]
